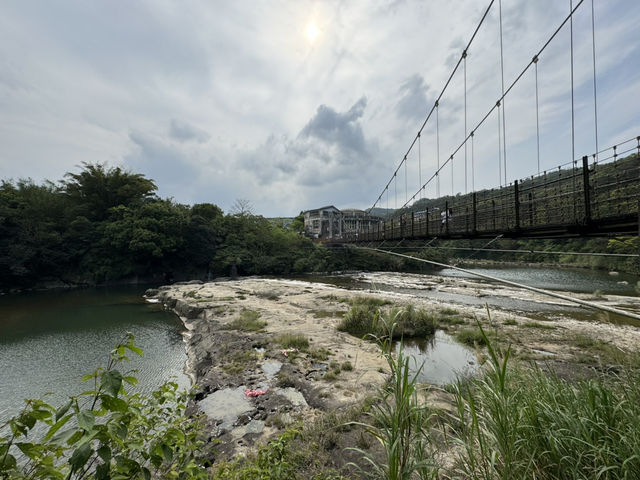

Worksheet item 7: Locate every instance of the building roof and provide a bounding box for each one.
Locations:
[302,205,340,214]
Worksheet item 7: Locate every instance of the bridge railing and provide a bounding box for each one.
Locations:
[341,138,639,242]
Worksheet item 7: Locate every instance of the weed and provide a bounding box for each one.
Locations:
[223,309,266,331]
[440,307,459,315]
[221,350,257,375]
[522,321,555,330]
[329,360,341,374]
[275,333,309,351]
[455,328,487,347]
[309,347,332,361]
[338,303,436,339]
[323,371,338,381]
[503,318,517,326]
[349,321,439,479]
[276,372,296,388]
[341,361,353,371]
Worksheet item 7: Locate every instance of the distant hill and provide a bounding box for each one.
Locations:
[367,207,395,218]
[268,217,294,228]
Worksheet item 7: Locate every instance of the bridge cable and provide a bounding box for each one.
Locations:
[405,154,408,205]
[499,0,507,185]
[367,0,496,213]
[418,132,422,199]
[451,154,454,196]
[534,56,541,175]
[355,246,640,322]
[377,245,639,258]
[471,131,475,191]
[464,51,468,194]
[497,102,502,186]
[590,0,599,159]
[436,102,441,198]
[396,0,585,213]
[456,234,504,263]
[570,0,577,223]
[394,173,397,209]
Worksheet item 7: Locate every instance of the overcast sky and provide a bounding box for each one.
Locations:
[1,0,639,216]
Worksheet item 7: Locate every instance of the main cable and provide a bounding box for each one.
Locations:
[367,0,496,213]
[397,0,585,212]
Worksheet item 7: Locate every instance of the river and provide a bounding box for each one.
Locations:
[0,285,189,424]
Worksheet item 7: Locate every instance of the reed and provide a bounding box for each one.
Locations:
[449,317,640,479]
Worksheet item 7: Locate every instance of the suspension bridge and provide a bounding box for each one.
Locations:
[339,0,640,244]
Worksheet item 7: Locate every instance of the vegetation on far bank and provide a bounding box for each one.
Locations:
[0,164,420,292]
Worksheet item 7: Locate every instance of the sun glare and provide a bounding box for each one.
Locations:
[306,21,318,42]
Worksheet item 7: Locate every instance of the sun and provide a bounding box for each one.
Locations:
[306,21,319,42]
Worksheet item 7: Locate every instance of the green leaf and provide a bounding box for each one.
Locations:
[100,395,128,413]
[69,442,93,473]
[55,400,72,421]
[101,370,123,397]
[96,462,111,480]
[43,413,73,442]
[50,427,77,446]
[16,442,39,459]
[97,445,112,463]
[123,375,139,386]
[77,410,95,431]
[0,452,17,471]
[142,467,151,480]
[161,443,173,462]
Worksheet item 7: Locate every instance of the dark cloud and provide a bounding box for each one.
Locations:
[169,119,210,143]
[396,74,430,121]
[240,97,379,188]
[299,96,367,155]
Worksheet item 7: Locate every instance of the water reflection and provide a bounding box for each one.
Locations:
[396,330,478,386]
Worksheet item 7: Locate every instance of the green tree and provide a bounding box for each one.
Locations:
[63,163,157,221]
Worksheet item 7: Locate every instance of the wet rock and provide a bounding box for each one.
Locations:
[144,288,159,297]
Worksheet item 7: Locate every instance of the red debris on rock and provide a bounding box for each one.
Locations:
[244,388,269,397]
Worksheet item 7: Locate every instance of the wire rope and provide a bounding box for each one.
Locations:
[397,0,585,212]
[591,0,599,159]
[499,0,507,185]
[367,0,496,213]
[356,247,640,322]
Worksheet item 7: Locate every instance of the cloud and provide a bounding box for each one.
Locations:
[240,97,379,189]
[395,74,430,121]
[169,119,210,143]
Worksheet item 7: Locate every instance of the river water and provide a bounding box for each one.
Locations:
[1,265,638,422]
[0,286,188,424]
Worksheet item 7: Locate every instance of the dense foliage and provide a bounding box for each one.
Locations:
[0,164,410,291]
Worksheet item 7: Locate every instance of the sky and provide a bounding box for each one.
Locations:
[1,0,639,217]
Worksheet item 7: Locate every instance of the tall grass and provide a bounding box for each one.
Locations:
[337,301,436,340]
[449,319,640,479]
[350,320,439,480]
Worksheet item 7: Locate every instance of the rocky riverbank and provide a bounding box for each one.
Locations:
[145,273,640,461]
